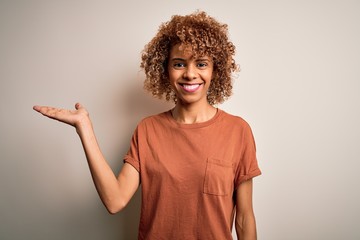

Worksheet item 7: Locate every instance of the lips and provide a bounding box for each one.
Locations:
[179,83,203,93]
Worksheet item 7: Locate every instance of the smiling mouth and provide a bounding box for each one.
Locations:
[179,83,203,92]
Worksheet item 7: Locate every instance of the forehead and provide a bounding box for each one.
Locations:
[169,43,210,59]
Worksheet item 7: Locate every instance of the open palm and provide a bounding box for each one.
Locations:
[33,103,89,128]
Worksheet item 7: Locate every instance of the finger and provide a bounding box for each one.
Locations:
[75,102,82,110]
[33,106,61,118]
[33,105,49,114]
[33,105,42,112]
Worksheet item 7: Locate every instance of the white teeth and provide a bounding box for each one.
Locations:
[183,84,200,90]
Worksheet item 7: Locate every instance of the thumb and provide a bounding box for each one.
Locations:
[75,102,82,110]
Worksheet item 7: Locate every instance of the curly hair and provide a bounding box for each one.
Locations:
[140,11,238,105]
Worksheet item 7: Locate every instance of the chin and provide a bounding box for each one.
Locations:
[177,96,207,106]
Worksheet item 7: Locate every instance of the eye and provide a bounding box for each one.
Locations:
[197,62,208,68]
[173,62,185,69]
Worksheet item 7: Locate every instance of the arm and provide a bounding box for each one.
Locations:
[33,103,140,214]
[235,179,257,240]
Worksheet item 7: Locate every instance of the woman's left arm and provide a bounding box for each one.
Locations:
[235,179,257,240]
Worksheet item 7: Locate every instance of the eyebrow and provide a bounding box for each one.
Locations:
[170,57,211,61]
[170,58,186,61]
[196,58,211,62]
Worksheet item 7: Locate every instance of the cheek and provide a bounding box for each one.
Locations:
[167,71,174,82]
[168,69,180,82]
[206,72,214,83]
[167,72,177,89]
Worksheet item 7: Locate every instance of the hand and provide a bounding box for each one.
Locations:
[33,103,90,129]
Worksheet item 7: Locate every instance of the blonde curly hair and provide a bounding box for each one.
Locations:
[140,11,238,105]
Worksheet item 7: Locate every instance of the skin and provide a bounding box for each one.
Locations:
[33,44,257,239]
[236,179,258,240]
[167,43,217,123]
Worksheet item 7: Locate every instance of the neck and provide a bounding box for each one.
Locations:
[171,101,217,124]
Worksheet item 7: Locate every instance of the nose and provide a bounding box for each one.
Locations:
[183,64,197,80]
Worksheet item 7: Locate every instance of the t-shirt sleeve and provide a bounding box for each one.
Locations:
[123,126,141,173]
[234,122,261,189]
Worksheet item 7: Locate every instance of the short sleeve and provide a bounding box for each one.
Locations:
[234,122,261,189]
[123,126,141,172]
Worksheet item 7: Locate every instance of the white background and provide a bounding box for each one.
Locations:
[1,0,359,239]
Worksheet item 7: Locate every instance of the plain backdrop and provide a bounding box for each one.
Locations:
[1,0,359,239]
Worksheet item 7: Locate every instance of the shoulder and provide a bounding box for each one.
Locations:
[136,110,171,129]
[219,109,252,130]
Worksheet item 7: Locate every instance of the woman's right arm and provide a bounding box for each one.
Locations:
[33,103,140,214]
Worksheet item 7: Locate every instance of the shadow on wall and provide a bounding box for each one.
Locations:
[121,75,174,125]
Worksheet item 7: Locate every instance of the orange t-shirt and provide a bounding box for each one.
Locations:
[124,109,261,240]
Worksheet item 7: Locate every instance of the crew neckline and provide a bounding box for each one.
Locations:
[165,108,223,129]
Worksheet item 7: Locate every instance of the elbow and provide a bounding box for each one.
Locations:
[235,212,257,239]
[105,199,127,215]
[107,207,120,215]
[235,215,245,233]
[108,209,120,215]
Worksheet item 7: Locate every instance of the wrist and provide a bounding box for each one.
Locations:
[75,115,93,135]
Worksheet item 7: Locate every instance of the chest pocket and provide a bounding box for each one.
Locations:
[203,157,234,196]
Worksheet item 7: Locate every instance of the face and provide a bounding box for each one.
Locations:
[167,44,213,106]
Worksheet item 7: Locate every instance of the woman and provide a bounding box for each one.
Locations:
[33,11,261,240]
